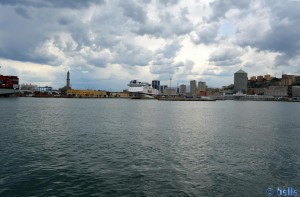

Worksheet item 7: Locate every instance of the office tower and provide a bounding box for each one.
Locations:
[152,80,160,91]
[190,80,197,96]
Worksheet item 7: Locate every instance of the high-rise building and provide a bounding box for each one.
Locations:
[198,81,207,92]
[234,69,248,93]
[159,85,168,93]
[190,80,197,96]
[152,80,160,91]
[66,71,71,90]
[180,84,186,95]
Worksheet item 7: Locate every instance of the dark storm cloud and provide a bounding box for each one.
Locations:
[0,6,51,63]
[157,0,180,6]
[176,60,196,78]
[274,54,291,67]
[0,0,104,9]
[14,6,32,19]
[207,0,300,68]
[191,22,219,45]
[150,41,183,75]
[208,0,250,21]
[209,47,242,66]
[136,6,193,37]
[58,16,73,26]
[202,68,233,77]
[161,42,182,59]
[119,1,147,23]
[237,1,300,65]
[234,9,300,61]
[113,42,152,66]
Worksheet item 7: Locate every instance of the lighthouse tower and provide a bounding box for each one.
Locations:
[66,71,71,90]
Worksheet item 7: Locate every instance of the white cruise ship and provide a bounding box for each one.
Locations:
[127,80,159,99]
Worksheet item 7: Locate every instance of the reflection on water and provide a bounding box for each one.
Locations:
[0,98,299,196]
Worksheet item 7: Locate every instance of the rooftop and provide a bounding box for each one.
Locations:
[235,69,247,74]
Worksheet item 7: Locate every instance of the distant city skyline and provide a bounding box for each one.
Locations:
[1,0,300,91]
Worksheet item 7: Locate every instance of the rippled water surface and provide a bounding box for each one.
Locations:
[0,98,300,196]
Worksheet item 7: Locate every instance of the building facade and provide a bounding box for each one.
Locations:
[163,88,177,96]
[67,89,107,97]
[264,86,288,97]
[198,81,207,92]
[190,80,197,96]
[281,74,295,86]
[264,74,272,81]
[152,80,160,91]
[234,69,248,94]
[257,76,264,82]
[159,85,168,94]
[250,76,256,81]
[292,86,300,97]
[179,84,186,95]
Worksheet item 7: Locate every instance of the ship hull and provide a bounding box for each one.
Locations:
[0,89,19,96]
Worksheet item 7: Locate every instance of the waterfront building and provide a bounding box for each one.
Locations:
[180,84,186,95]
[254,88,265,95]
[20,83,37,91]
[37,86,53,92]
[264,86,288,97]
[190,80,197,96]
[110,92,129,98]
[206,88,221,96]
[281,74,295,86]
[248,88,266,95]
[152,80,160,91]
[296,76,300,84]
[163,88,177,96]
[234,69,248,94]
[292,86,300,97]
[67,89,107,98]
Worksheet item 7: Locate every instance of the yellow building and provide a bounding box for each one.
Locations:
[67,89,107,98]
[110,92,130,98]
[250,76,256,81]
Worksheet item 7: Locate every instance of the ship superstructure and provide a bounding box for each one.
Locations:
[0,74,19,96]
[127,80,159,98]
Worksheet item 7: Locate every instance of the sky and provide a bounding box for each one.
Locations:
[0,0,300,91]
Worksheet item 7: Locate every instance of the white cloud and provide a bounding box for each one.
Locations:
[0,0,300,90]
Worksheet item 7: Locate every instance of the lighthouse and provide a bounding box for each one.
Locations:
[66,71,71,90]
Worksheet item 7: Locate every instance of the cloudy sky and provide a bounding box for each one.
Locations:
[0,0,300,91]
